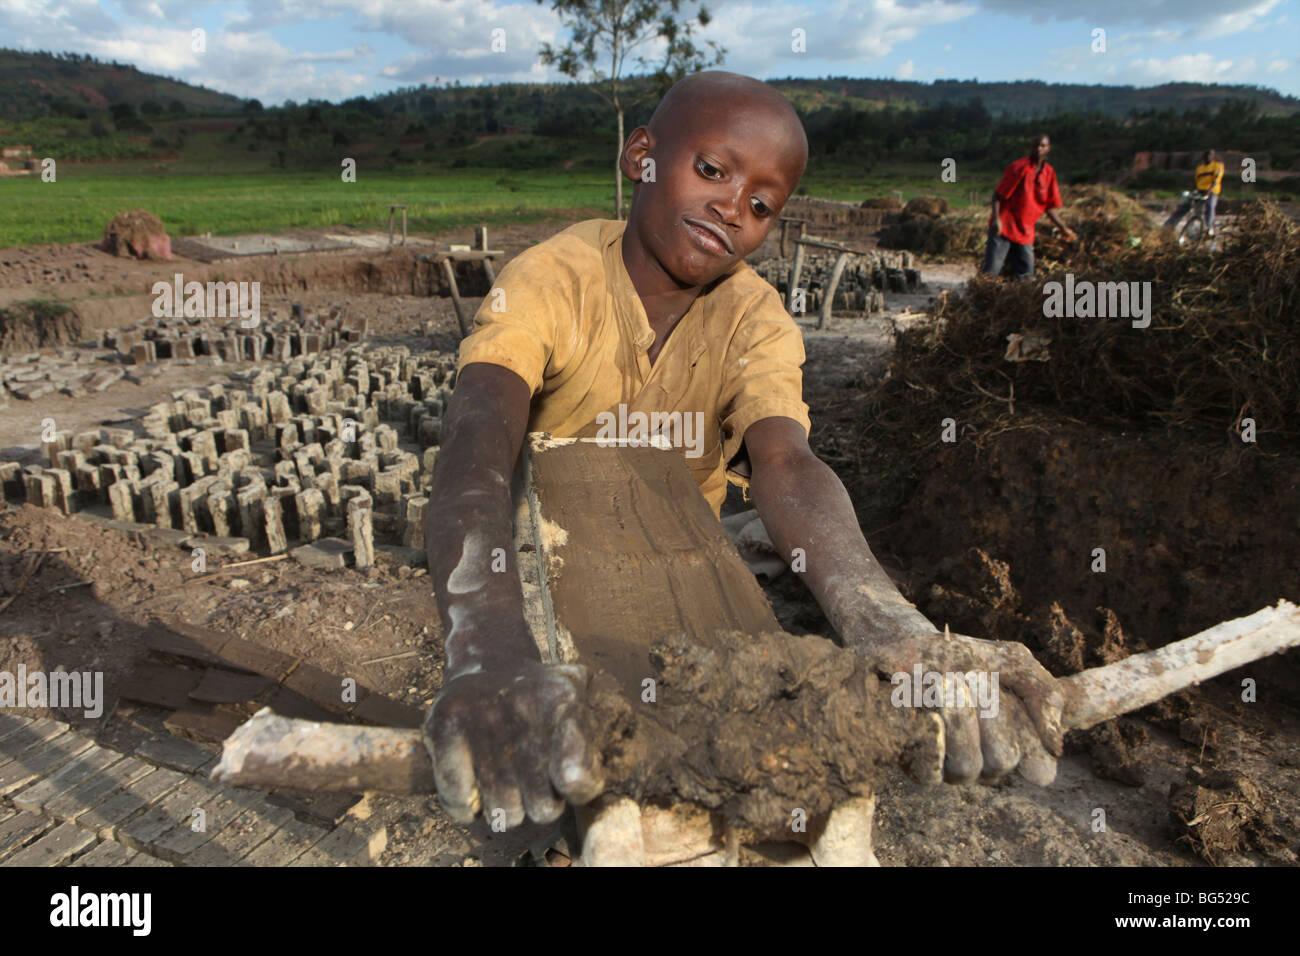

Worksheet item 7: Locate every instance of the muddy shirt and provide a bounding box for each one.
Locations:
[457,218,811,515]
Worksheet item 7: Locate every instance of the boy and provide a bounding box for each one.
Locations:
[424,72,1065,831]
[982,134,1077,278]
[1164,149,1224,235]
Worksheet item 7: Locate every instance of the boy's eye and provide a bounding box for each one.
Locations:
[696,158,721,178]
[751,197,771,218]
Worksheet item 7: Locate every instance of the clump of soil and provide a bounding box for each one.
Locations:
[0,299,83,351]
[860,196,903,211]
[878,206,985,259]
[584,629,940,834]
[902,195,951,218]
[99,208,173,261]
[879,185,1165,264]
[1168,768,1283,864]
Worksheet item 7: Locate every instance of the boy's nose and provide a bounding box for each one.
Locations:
[708,187,745,225]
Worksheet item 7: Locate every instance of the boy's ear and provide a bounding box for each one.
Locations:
[620,127,654,182]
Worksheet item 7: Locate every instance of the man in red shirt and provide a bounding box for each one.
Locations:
[982,134,1076,278]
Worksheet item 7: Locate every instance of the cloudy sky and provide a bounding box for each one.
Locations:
[1,0,1295,104]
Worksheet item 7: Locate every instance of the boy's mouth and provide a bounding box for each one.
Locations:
[682,217,734,256]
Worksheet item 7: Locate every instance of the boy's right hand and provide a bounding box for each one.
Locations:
[425,658,605,828]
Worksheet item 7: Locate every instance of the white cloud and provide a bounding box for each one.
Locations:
[1267,59,1290,73]
[895,58,915,78]
[1127,52,1260,82]
[978,0,1281,37]
[695,0,975,76]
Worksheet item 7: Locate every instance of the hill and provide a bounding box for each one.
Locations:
[0,49,245,120]
[768,77,1300,120]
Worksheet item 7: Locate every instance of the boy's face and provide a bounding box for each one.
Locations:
[622,100,806,289]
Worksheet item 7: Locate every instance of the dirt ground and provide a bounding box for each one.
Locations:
[2,216,1296,866]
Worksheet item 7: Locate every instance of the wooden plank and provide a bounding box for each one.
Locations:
[142,617,232,666]
[76,767,186,839]
[69,839,139,867]
[215,638,296,681]
[189,668,275,704]
[2,821,97,867]
[164,705,245,743]
[45,756,154,822]
[0,731,95,797]
[120,660,204,709]
[11,745,122,813]
[525,436,779,697]
[0,811,54,862]
[0,719,69,760]
[280,663,354,715]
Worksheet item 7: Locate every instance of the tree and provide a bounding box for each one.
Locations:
[535,0,725,219]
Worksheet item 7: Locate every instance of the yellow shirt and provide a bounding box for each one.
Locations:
[458,219,811,515]
[1195,161,1224,194]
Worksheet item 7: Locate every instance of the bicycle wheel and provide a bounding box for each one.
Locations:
[1178,214,1205,247]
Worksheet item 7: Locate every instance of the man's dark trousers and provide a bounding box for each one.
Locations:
[981,228,1035,278]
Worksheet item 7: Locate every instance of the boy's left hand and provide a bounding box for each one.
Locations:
[856,627,1066,787]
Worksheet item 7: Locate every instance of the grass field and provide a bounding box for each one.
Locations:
[0,159,1004,247]
[0,161,627,246]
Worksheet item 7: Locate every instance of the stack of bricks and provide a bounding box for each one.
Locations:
[108,305,370,368]
[1,340,457,571]
[1,349,124,401]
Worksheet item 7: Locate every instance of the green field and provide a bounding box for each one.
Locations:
[0,158,1006,248]
[0,162,626,247]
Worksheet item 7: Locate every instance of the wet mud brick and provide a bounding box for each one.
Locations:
[45,755,155,823]
[524,437,780,692]
[120,659,204,709]
[75,766,187,839]
[0,729,96,797]
[2,821,98,867]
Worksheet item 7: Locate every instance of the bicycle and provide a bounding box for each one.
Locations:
[1174,190,1212,247]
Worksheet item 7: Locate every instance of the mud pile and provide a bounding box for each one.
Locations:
[0,300,84,352]
[584,629,940,833]
[99,209,173,261]
[817,200,1300,802]
[878,185,1163,264]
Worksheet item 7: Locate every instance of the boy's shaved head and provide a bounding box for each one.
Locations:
[619,71,809,292]
[648,71,808,168]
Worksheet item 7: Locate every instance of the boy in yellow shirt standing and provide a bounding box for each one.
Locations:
[422,71,1065,831]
